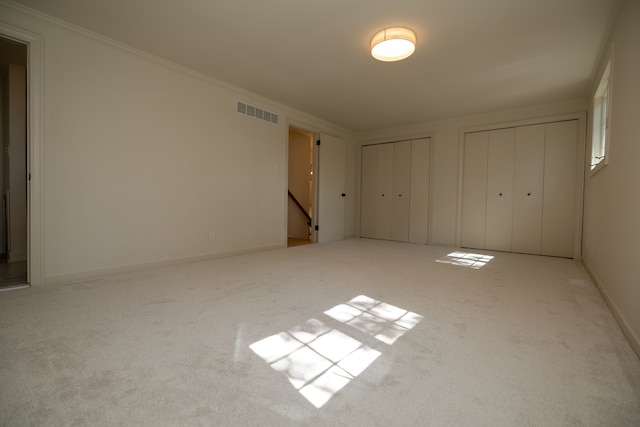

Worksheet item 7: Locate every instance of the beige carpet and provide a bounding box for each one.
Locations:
[1,239,639,426]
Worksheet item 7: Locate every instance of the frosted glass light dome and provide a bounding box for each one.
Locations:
[371,27,416,62]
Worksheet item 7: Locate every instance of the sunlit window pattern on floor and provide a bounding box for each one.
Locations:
[250,318,381,408]
[250,296,422,408]
[436,251,494,269]
[324,295,423,345]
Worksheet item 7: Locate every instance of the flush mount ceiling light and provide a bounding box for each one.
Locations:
[370,27,416,62]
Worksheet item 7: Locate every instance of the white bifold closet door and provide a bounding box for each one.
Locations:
[360,138,430,244]
[409,139,430,244]
[461,132,488,250]
[485,128,515,252]
[391,141,411,242]
[374,143,394,240]
[461,120,578,257]
[512,124,545,254]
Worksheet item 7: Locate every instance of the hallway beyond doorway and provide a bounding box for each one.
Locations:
[287,237,312,247]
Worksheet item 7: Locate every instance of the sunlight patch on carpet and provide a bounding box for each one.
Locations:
[250,318,380,408]
[568,278,589,287]
[250,296,422,408]
[436,251,494,269]
[324,295,423,345]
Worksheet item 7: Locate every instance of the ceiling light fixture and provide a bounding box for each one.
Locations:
[370,27,416,62]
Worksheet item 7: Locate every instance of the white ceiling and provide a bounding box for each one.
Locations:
[10,0,619,132]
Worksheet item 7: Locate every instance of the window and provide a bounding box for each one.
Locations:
[591,58,612,172]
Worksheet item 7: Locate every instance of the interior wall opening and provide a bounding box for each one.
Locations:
[0,35,28,289]
[287,127,315,247]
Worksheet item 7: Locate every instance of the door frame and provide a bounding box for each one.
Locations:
[0,23,44,285]
[286,125,317,244]
[312,132,319,243]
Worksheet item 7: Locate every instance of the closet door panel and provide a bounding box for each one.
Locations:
[391,141,411,242]
[512,124,545,254]
[485,128,515,252]
[461,132,489,249]
[360,145,377,239]
[409,138,430,244]
[542,120,578,257]
[375,143,394,240]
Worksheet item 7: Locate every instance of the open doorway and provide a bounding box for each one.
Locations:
[287,127,315,247]
[0,36,28,288]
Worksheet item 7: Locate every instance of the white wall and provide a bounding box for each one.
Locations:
[357,99,587,246]
[0,3,354,283]
[582,0,640,357]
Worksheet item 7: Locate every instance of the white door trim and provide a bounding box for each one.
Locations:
[0,23,44,285]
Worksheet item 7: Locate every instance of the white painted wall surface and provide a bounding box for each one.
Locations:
[582,0,640,356]
[43,37,286,278]
[0,4,353,282]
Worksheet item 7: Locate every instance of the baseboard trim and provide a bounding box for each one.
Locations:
[0,284,29,292]
[44,244,285,286]
[582,260,640,360]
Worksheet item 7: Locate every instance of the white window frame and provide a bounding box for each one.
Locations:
[591,55,612,174]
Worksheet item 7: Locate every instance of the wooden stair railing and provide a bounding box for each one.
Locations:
[288,190,312,226]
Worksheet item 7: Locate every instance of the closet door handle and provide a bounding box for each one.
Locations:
[527,192,532,196]
[499,193,503,196]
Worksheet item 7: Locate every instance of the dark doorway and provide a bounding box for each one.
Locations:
[287,127,314,247]
[0,36,28,289]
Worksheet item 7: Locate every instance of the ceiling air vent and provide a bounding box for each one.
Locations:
[237,101,279,125]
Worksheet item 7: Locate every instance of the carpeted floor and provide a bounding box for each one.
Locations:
[1,239,639,426]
